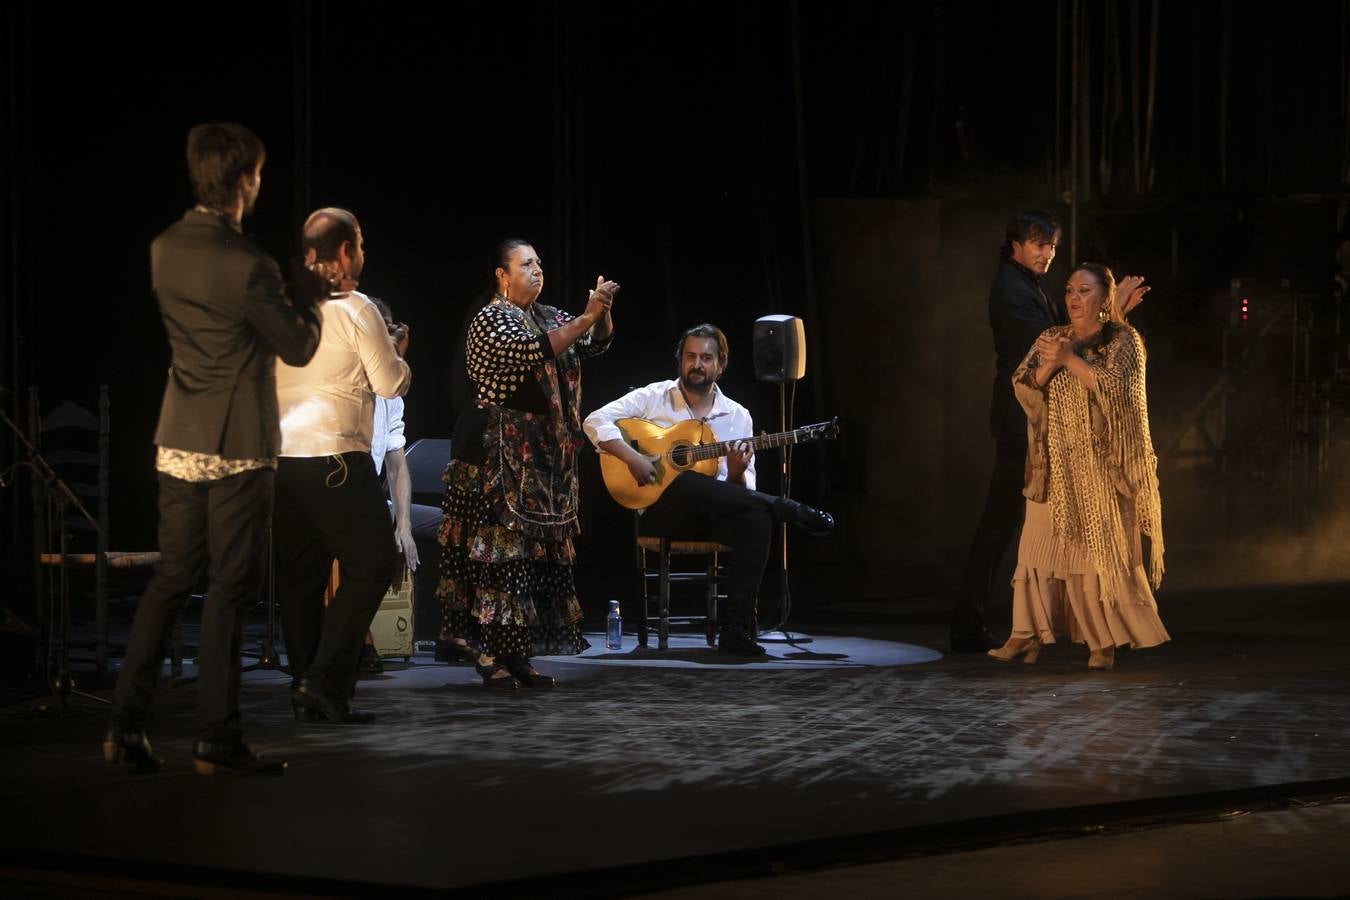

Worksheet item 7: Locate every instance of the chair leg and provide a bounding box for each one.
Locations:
[637,546,649,649]
[705,552,719,647]
[658,539,671,651]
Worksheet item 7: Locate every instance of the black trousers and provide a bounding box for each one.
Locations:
[274,453,395,699]
[954,432,1028,627]
[639,472,780,629]
[113,468,273,743]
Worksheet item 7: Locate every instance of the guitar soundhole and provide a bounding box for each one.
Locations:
[669,444,691,467]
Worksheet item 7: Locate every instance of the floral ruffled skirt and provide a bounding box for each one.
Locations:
[436,459,589,660]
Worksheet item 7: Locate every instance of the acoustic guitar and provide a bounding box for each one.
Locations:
[599,417,840,509]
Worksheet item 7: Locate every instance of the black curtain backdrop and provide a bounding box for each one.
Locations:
[3,0,1348,619]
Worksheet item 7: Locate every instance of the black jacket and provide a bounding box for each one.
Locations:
[987,259,1065,438]
[151,210,321,459]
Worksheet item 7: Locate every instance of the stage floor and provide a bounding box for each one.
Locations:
[1,580,1347,896]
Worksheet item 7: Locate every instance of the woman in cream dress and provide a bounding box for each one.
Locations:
[989,262,1169,670]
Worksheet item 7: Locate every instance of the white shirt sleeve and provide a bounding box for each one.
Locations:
[385,395,407,453]
[355,299,411,399]
[737,408,756,491]
[583,382,667,448]
[709,401,756,490]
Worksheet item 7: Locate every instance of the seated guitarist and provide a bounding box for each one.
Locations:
[583,323,834,656]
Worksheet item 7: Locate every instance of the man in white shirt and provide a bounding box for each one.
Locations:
[274,208,411,723]
[584,324,833,656]
[359,298,442,673]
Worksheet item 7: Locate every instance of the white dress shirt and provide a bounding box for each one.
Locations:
[370,395,406,476]
[583,379,756,490]
[276,290,411,458]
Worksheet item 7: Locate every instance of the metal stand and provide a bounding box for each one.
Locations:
[757,380,812,645]
[0,404,110,710]
[243,525,284,671]
[42,493,111,706]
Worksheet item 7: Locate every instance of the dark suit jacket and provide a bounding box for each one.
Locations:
[987,259,1066,438]
[151,210,321,459]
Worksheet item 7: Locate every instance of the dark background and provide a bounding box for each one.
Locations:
[4,1,1349,625]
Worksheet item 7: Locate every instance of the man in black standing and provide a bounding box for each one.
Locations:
[105,123,321,773]
[951,211,1146,652]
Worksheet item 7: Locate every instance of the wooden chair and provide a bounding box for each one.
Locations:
[635,523,730,650]
[32,386,160,676]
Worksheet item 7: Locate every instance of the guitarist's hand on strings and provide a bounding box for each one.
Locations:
[625,453,657,487]
[726,440,753,486]
[597,438,656,487]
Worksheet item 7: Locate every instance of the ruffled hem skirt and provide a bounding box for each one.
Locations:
[1010,499,1170,651]
[436,460,589,660]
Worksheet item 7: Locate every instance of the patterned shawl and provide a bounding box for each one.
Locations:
[1039,324,1165,604]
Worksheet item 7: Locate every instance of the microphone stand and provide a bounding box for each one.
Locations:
[0,403,110,710]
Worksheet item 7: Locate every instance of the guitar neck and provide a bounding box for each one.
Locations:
[689,426,820,462]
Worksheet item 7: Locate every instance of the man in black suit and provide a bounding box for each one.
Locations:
[104,123,321,774]
[951,211,1147,652]
[950,211,1065,652]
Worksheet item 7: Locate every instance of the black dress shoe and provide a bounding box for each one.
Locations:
[292,680,377,724]
[949,625,1000,653]
[102,724,164,773]
[291,699,324,722]
[718,625,768,657]
[776,498,835,537]
[192,739,286,776]
[502,657,556,688]
[359,643,384,674]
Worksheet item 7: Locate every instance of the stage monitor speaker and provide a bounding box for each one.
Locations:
[753,315,806,382]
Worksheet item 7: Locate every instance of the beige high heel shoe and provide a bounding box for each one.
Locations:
[1088,645,1116,670]
[987,636,1042,664]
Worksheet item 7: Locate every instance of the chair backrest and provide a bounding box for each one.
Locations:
[36,388,109,553]
[404,438,452,507]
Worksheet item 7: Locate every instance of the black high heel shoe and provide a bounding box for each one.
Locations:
[502,656,556,689]
[475,661,518,689]
[438,638,480,665]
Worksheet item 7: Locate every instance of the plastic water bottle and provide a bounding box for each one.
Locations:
[606,600,623,650]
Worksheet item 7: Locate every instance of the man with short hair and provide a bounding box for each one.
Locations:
[105,122,321,776]
[584,324,834,656]
[274,208,411,723]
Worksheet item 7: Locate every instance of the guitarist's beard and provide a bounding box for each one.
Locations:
[679,369,716,395]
